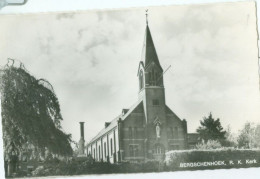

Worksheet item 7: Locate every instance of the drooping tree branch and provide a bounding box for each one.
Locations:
[0,59,73,160]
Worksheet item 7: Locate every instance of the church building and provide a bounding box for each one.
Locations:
[85,20,192,163]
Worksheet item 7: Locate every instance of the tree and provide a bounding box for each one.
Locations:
[0,59,73,175]
[237,122,260,149]
[255,124,260,147]
[222,125,237,147]
[196,113,226,143]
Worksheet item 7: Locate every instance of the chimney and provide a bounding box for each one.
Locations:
[80,122,85,140]
[105,122,111,128]
[78,122,85,156]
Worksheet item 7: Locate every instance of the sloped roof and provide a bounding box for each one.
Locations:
[86,100,143,145]
[165,105,182,121]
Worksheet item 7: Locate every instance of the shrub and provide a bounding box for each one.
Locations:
[237,122,260,149]
[31,158,161,176]
[31,166,45,176]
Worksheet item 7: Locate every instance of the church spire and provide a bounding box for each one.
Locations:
[141,12,163,71]
[138,11,164,90]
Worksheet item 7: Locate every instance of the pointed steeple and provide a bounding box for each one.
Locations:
[138,11,164,92]
[141,24,163,71]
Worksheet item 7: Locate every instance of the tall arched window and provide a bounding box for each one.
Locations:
[110,138,113,156]
[168,127,174,138]
[174,127,178,138]
[129,145,138,156]
[154,144,163,154]
[151,68,155,85]
[139,70,144,90]
[149,68,157,86]
[104,142,107,158]
[129,145,134,156]
[129,127,132,138]
[156,146,162,154]
[133,127,137,138]
[99,146,101,161]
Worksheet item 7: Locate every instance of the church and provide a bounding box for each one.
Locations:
[84,19,197,163]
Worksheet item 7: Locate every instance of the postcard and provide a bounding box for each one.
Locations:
[0,1,259,178]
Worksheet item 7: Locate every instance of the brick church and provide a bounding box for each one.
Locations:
[83,19,198,163]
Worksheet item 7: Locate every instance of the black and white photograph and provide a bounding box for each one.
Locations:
[0,1,260,178]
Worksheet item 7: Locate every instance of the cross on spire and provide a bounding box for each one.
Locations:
[145,9,148,25]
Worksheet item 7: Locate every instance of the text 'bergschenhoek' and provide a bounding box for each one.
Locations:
[180,159,258,168]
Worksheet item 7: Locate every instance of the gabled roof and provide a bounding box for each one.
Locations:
[86,115,120,145]
[86,100,143,145]
[141,25,163,71]
[165,105,182,121]
[137,61,144,76]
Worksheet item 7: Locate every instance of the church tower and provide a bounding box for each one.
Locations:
[137,15,169,160]
[138,21,166,121]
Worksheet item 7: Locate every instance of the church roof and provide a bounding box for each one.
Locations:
[165,105,182,121]
[87,115,120,144]
[141,25,163,71]
[86,100,143,145]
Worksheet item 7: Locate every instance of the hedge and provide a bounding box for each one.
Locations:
[30,159,162,177]
[165,148,260,171]
[11,149,260,177]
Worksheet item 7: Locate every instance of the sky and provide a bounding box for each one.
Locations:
[0,1,260,144]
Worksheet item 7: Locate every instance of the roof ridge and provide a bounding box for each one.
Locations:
[86,100,143,145]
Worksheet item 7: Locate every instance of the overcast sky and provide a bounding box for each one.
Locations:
[0,1,259,143]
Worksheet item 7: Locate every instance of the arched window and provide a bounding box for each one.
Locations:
[129,145,133,156]
[133,127,137,138]
[154,144,164,154]
[174,127,178,138]
[139,70,144,90]
[129,145,138,156]
[99,146,101,161]
[104,142,107,158]
[149,68,157,86]
[151,68,155,85]
[156,146,162,154]
[129,127,132,138]
[168,127,174,138]
[149,71,152,84]
[154,145,162,154]
[110,138,113,156]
